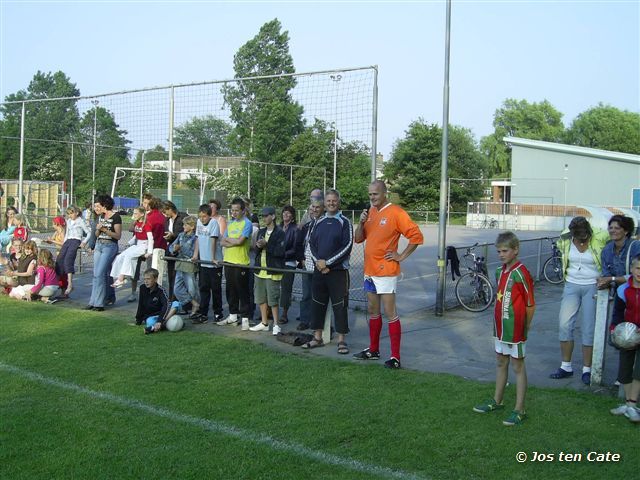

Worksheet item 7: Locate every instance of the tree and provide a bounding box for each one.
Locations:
[0,71,81,180]
[565,103,640,154]
[222,18,304,165]
[384,120,487,211]
[173,116,235,157]
[480,99,564,176]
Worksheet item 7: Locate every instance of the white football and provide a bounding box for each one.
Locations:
[611,322,640,350]
[165,315,184,332]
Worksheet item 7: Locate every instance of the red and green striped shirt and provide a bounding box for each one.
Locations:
[494,261,535,344]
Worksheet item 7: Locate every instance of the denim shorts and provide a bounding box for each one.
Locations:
[558,281,597,345]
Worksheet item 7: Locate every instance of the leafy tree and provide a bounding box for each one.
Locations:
[565,103,640,154]
[173,116,235,157]
[0,71,80,180]
[480,99,564,176]
[384,120,487,211]
[222,18,304,188]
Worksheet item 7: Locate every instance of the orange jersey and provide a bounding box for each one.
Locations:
[358,203,423,277]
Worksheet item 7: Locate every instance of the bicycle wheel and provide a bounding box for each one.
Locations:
[455,272,494,312]
[543,255,563,284]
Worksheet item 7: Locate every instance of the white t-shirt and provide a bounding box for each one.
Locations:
[566,243,599,285]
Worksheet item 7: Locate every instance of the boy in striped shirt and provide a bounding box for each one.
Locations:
[473,231,535,426]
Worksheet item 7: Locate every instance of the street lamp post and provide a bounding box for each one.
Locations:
[563,164,569,229]
[330,74,342,189]
[91,100,99,204]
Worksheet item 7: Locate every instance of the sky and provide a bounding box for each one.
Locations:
[0,0,638,161]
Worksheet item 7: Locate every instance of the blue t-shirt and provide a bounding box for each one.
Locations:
[196,218,221,268]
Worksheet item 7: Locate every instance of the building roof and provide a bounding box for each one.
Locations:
[503,137,640,165]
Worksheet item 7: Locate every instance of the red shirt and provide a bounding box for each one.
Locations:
[146,209,167,249]
[134,221,152,241]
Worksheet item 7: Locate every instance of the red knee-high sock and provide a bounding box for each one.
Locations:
[388,317,401,360]
[369,315,382,352]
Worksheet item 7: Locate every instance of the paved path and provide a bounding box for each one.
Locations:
[60,261,620,394]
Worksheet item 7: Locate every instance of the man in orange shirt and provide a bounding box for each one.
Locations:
[353,180,424,368]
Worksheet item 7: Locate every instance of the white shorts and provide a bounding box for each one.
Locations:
[494,338,526,359]
[364,275,398,295]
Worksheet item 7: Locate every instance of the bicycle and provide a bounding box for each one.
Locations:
[455,244,494,312]
[479,216,498,229]
[542,238,563,284]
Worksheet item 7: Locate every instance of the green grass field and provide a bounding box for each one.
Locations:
[0,296,636,480]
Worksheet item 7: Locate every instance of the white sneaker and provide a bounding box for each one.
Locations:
[624,406,640,423]
[610,404,629,416]
[249,322,270,332]
[241,318,249,331]
[272,324,282,336]
[216,314,238,326]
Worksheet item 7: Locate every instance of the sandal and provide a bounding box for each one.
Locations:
[301,338,324,349]
[337,341,349,355]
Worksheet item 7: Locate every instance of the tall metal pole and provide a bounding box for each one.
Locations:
[91,100,99,204]
[70,143,74,205]
[167,87,175,200]
[247,162,251,198]
[435,0,452,316]
[18,102,25,213]
[140,150,146,202]
[290,166,293,205]
[371,66,379,181]
[330,74,342,189]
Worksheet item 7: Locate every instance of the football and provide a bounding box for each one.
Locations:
[611,322,640,350]
[165,315,184,332]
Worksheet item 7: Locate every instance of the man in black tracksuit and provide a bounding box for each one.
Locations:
[304,189,353,353]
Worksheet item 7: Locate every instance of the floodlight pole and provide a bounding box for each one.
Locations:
[435,0,452,316]
[91,100,99,204]
[330,74,342,189]
[167,87,175,200]
[563,164,569,229]
[70,143,74,205]
[140,150,146,202]
[18,102,25,213]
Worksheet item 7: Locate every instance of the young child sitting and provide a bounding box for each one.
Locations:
[0,238,24,289]
[11,248,60,302]
[45,216,66,249]
[473,231,535,426]
[609,255,640,423]
[111,206,154,288]
[12,214,29,244]
[3,239,37,294]
[134,267,179,333]
[168,215,199,315]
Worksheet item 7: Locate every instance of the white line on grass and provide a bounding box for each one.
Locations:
[1,362,427,480]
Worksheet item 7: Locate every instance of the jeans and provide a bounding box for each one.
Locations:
[558,281,597,345]
[90,241,118,307]
[225,264,250,317]
[198,266,223,317]
[280,266,296,310]
[299,273,313,324]
[174,271,199,308]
